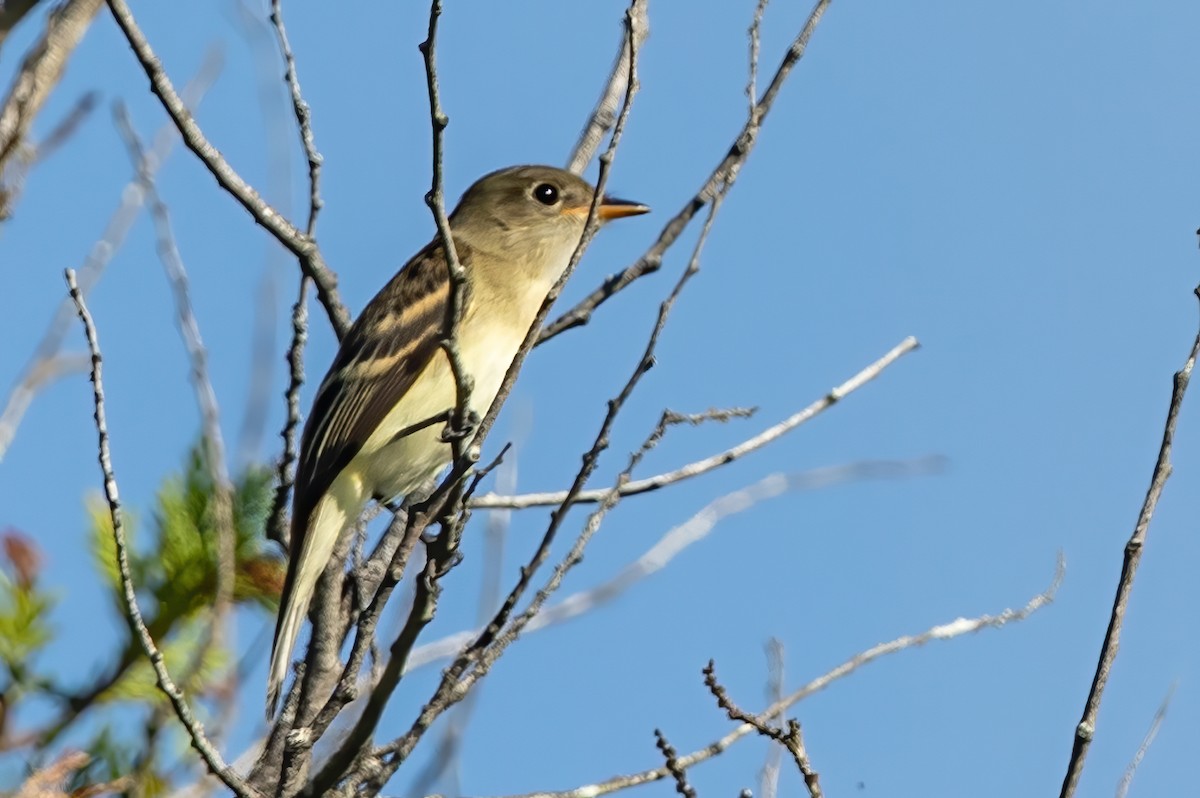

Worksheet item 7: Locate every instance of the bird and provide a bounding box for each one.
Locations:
[266,165,648,717]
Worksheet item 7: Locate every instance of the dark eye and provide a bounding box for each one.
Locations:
[532,183,559,205]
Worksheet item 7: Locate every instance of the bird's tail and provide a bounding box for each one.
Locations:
[266,489,354,719]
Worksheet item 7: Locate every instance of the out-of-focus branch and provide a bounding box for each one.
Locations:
[0,50,222,462]
[495,559,1063,798]
[539,0,832,344]
[112,102,238,704]
[0,0,103,194]
[13,749,130,798]
[65,269,257,798]
[1058,285,1200,798]
[759,638,785,798]
[0,88,98,212]
[565,0,649,175]
[1114,683,1174,798]
[102,0,350,336]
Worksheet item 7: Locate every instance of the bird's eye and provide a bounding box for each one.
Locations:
[532,183,559,205]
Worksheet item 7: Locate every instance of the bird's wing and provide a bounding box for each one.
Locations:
[291,237,464,537]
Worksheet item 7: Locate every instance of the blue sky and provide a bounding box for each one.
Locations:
[2,1,1199,795]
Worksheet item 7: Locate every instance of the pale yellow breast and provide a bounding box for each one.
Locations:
[349,284,545,502]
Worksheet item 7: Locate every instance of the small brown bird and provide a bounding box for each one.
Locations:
[267,165,648,717]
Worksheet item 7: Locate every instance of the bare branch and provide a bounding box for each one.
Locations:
[268,0,322,235]
[705,661,822,798]
[102,0,350,335]
[64,269,258,798]
[419,0,476,453]
[1058,284,1200,798]
[268,276,309,549]
[495,558,1063,798]
[471,336,923,511]
[540,0,832,344]
[747,0,769,115]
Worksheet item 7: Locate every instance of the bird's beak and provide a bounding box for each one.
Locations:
[562,196,650,220]
[597,196,650,220]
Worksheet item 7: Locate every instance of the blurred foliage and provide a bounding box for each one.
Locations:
[0,441,284,796]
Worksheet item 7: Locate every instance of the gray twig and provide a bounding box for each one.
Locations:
[1058,286,1200,798]
[268,276,309,549]
[269,0,322,235]
[705,660,822,798]
[747,0,769,116]
[65,269,257,798]
[654,729,696,798]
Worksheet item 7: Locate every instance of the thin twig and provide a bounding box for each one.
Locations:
[747,0,769,116]
[419,0,475,452]
[102,0,349,335]
[654,730,697,798]
[494,558,1063,798]
[268,0,322,235]
[471,334,922,510]
[705,661,822,798]
[64,269,258,798]
[540,0,832,344]
[268,276,309,549]
[1058,285,1200,798]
